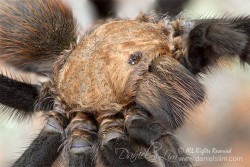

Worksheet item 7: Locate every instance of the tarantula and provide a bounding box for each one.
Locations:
[0,0,249,167]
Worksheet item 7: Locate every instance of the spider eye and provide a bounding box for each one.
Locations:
[128,52,142,65]
[148,64,153,72]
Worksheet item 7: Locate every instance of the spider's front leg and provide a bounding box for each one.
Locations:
[0,73,68,166]
[121,57,205,167]
[12,104,68,167]
[0,74,39,120]
[184,18,250,74]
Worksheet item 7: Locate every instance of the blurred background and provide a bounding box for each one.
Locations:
[0,0,250,166]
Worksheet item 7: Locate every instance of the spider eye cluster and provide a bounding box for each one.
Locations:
[128,51,142,65]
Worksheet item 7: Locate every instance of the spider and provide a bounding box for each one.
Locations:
[0,0,249,167]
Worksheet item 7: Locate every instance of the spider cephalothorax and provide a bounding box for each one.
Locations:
[53,18,205,125]
[47,18,205,166]
[0,0,250,167]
